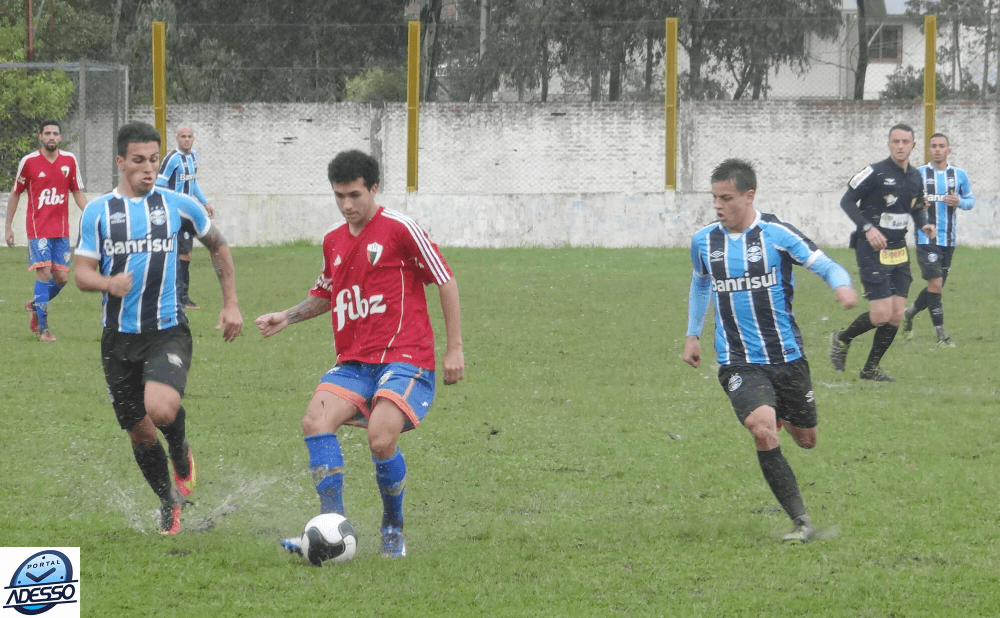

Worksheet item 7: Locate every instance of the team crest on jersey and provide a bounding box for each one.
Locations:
[61,165,70,178]
[746,244,763,263]
[367,242,383,266]
[110,212,127,224]
[727,374,742,392]
[150,207,167,226]
[947,175,956,189]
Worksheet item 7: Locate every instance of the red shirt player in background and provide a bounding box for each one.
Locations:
[5,119,87,342]
[255,149,464,559]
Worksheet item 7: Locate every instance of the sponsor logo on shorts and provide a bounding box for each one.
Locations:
[378,371,393,386]
[806,390,815,403]
[727,374,742,392]
[167,353,183,367]
[928,252,939,263]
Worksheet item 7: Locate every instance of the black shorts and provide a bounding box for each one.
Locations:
[718,358,817,429]
[178,219,195,254]
[915,244,954,282]
[854,240,912,301]
[101,324,192,431]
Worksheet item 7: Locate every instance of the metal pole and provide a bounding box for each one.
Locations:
[407,21,420,193]
[79,58,87,186]
[665,18,678,191]
[923,15,937,164]
[152,21,168,159]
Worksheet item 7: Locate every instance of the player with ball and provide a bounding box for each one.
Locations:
[256,150,465,559]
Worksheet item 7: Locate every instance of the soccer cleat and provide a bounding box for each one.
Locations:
[280,535,304,556]
[901,306,915,340]
[172,445,197,498]
[782,516,814,543]
[38,329,57,343]
[859,366,896,382]
[937,337,956,348]
[183,297,200,310]
[380,527,406,558]
[159,500,184,535]
[829,331,849,372]
[25,301,39,334]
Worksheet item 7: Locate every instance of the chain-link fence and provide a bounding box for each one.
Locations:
[0,61,129,192]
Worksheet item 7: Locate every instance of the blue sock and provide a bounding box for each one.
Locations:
[373,448,406,532]
[305,433,344,515]
[48,280,65,301]
[33,280,50,331]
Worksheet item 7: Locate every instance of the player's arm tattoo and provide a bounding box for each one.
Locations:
[287,296,329,324]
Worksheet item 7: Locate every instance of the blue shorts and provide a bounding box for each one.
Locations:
[315,362,436,432]
[28,238,71,271]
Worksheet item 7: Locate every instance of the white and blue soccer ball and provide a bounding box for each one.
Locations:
[300,513,358,565]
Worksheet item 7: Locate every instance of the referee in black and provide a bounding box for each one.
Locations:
[830,123,936,381]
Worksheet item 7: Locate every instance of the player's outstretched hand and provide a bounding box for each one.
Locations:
[217,305,243,342]
[683,336,701,368]
[442,348,464,385]
[254,312,288,338]
[835,285,858,310]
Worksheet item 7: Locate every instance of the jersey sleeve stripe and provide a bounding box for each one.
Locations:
[382,209,451,284]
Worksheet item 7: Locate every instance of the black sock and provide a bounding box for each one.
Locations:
[133,441,175,505]
[910,288,929,315]
[160,406,189,477]
[757,446,806,521]
[178,260,191,301]
[840,312,875,344]
[927,292,944,327]
[864,323,898,371]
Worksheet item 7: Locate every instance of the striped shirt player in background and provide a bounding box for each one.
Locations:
[256,149,464,559]
[4,119,88,342]
[902,133,975,347]
[75,122,243,535]
[683,159,857,543]
[830,124,935,382]
[157,127,215,310]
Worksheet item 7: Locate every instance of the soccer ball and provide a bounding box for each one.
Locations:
[300,513,358,565]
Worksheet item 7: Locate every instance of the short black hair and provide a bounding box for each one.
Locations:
[929,132,949,145]
[327,150,379,188]
[38,119,60,133]
[711,158,757,193]
[889,123,915,140]
[116,122,161,156]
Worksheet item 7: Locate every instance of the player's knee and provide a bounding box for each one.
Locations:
[52,271,69,286]
[367,432,398,460]
[795,435,817,449]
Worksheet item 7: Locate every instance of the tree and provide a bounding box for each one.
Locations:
[0,23,74,188]
[907,0,998,100]
[879,64,982,99]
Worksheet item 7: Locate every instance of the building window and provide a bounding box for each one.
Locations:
[866,25,902,62]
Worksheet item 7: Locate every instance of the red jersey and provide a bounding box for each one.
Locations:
[310,206,453,369]
[12,150,84,239]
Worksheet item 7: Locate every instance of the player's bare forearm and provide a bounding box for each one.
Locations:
[73,190,87,211]
[5,192,19,246]
[74,256,133,296]
[438,279,464,384]
[254,295,328,339]
[200,227,243,341]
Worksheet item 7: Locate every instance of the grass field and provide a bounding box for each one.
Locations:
[1,243,998,617]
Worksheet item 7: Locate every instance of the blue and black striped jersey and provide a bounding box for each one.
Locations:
[687,212,852,366]
[915,164,974,247]
[157,149,209,205]
[76,188,211,333]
